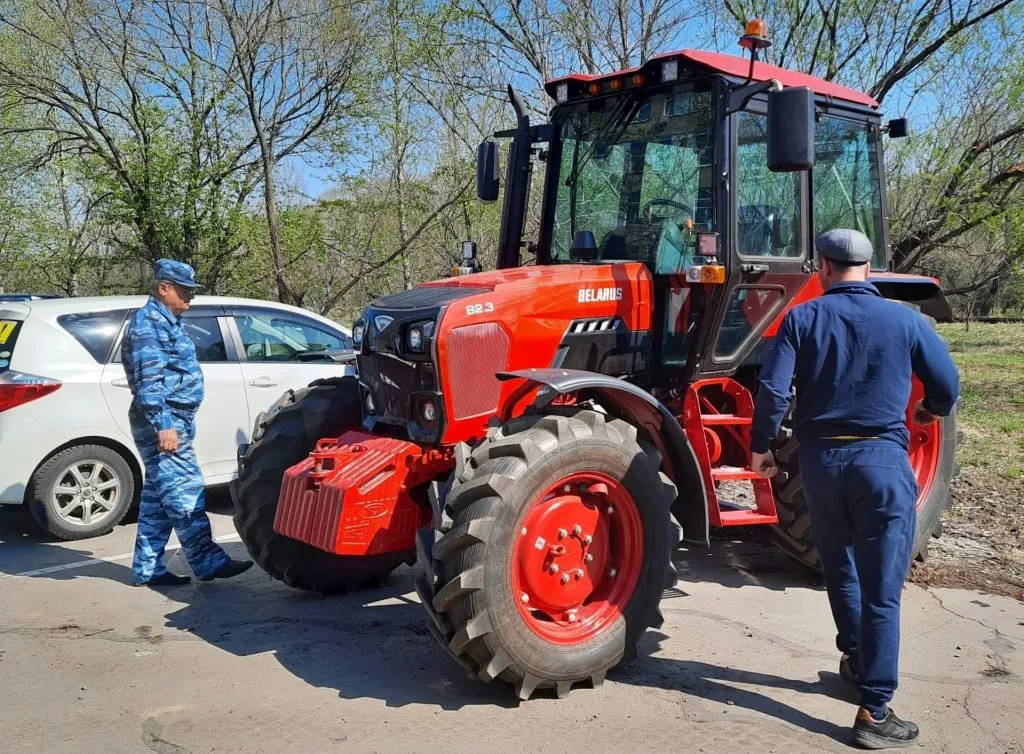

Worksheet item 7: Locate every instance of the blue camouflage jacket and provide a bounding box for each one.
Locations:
[121,297,205,431]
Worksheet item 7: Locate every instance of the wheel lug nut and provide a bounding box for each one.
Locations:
[549,563,559,574]
[557,528,568,539]
[607,505,615,514]
[609,567,618,578]
[563,484,572,493]
[584,553,594,563]
[568,610,578,623]
[560,573,570,584]
[572,524,583,536]
[583,534,592,545]
[520,593,530,603]
[574,569,584,580]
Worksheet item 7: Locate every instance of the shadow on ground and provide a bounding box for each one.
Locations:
[2,502,837,731]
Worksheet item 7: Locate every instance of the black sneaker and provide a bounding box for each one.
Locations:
[840,653,859,685]
[134,573,191,587]
[852,707,920,749]
[199,559,254,581]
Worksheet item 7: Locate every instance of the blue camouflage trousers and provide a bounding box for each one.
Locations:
[129,408,231,584]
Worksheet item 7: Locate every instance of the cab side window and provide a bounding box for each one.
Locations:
[735,112,803,258]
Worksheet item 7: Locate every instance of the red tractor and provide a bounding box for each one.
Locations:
[233,23,958,700]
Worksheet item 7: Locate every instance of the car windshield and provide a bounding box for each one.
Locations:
[550,88,716,274]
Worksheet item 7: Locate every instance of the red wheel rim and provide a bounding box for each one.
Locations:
[511,472,643,644]
[906,377,941,511]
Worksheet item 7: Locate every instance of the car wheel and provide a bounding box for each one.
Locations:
[27,444,135,540]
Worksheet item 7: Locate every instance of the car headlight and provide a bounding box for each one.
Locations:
[407,327,423,351]
[352,321,364,346]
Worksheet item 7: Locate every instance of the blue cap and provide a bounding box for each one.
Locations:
[155,258,202,288]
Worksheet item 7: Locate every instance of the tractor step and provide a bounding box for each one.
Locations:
[685,378,780,528]
[700,414,752,426]
[718,509,780,525]
[711,465,764,482]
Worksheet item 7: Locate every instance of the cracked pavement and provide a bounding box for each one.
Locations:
[1,501,1021,754]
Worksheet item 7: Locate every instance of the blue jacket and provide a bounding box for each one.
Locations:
[121,297,205,432]
[751,281,960,453]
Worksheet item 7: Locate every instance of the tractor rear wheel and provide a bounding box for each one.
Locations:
[770,312,959,568]
[233,376,410,593]
[416,409,679,700]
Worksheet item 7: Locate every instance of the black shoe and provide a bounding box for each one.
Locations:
[199,559,253,581]
[134,573,191,587]
[852,708,920,749]
[840,653,859,685]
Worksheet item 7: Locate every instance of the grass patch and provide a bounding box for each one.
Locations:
[938,322,1024,491]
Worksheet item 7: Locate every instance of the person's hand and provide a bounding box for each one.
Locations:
[751,450,778,478]
[158,428,179,453]
[912,400,939,425]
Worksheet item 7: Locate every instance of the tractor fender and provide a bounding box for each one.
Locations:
[497,368,710,546]
[869,274,952,322]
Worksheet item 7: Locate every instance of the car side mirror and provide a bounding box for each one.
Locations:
[476,140,500,202]
[767,87,815,172]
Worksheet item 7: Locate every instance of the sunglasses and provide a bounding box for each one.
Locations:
[163,281,197,302]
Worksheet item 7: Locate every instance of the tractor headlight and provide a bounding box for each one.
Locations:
[352,321,364,346]
[421,401,436,422]
[407,326,423,351]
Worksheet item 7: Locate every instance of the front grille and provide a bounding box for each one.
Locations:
[447,323,510,419]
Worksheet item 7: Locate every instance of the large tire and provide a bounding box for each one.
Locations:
[27,443,136,540]
[233,376,411,593]
[770,312,959,569]
[416,409,679,700]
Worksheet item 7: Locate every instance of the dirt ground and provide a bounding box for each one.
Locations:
[908,324,1024,601]
[1,500,1022,754]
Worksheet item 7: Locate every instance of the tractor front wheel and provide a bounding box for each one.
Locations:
[416,409,679,700]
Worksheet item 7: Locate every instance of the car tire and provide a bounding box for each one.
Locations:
[27,444,135,540]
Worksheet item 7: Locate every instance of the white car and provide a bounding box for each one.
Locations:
[0,295,355,540]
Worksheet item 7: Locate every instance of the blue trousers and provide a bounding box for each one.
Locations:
[130,409,230,584]
[799,440,918,718]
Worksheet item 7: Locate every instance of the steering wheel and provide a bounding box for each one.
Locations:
[640,198,694,224]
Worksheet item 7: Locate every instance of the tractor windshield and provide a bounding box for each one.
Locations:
[550,89,715,272]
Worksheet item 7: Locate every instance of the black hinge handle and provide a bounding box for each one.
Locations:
[740,263,769,275]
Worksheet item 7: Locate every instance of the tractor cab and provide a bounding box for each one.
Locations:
[476,29,915,385]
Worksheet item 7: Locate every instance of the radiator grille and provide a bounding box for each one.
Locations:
[447,323,510,419]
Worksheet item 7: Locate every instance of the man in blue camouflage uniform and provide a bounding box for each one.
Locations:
[122,259,252,587]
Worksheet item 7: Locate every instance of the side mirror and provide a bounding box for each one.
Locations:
[767,87,815,172]
[887,118,908,138]
[476,140,500,202]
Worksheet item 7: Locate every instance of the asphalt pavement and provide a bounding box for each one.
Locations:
[1,496,1021,753]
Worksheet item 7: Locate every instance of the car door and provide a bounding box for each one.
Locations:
[101,307,250,483]
[227,307,355,418]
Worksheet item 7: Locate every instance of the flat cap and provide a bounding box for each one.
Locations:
[815,228,874,264]
[155,258,201,288]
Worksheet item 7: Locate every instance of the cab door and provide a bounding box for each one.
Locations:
[701,107,812,375]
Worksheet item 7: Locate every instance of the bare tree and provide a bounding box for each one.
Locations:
[216,0,365,304]
[0,0,258,271]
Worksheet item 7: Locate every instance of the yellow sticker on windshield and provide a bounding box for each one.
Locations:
[0,321,15,345]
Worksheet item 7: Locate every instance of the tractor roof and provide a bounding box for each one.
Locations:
[546,49,879,110]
